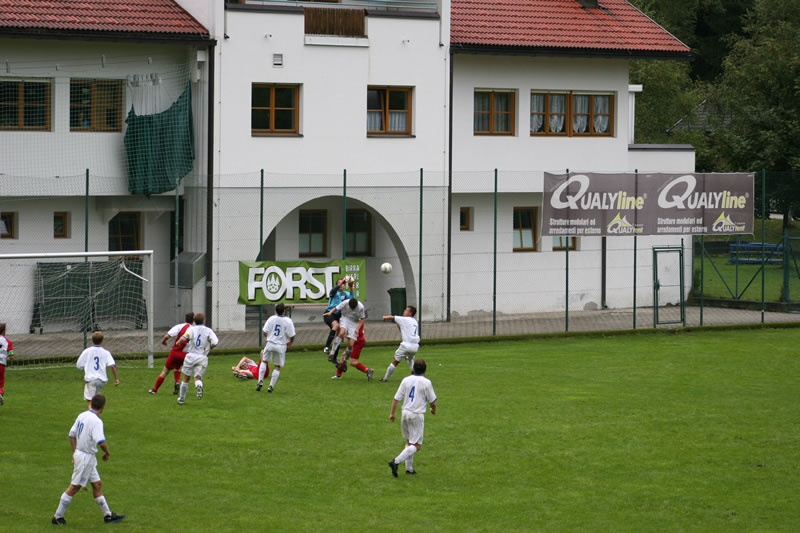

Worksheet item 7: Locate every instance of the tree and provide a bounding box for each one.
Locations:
[709,0,800,225]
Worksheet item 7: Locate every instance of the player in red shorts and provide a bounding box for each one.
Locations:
[330,323,373,381]
[0,322,15,406]
[149,312,194,394]
[232,355,267,380]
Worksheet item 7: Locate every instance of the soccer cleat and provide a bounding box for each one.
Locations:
[148,389,157,395]
[327,353,337,363]
[379,378,388,383]
[51,516,67,525]
[331,375,342,379]
[405,470,417,475]
[173,383,180,395]
[177,397,184,405]
[267,385,273,393]
[104,512,126,523]
[196,384,204,400]
[0,392,4,405]
[256,381,263,392]
[388,460,398,478]
[339,360,348,373]
[367,368,374,381]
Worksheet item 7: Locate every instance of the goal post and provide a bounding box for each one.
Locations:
[0,250,155,368]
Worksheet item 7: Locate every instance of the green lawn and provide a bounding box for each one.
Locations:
[3,328,800,532]
[694,255,800,301]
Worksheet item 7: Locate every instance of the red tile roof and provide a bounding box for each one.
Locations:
[451,0,689,56]
[0,0,208,38]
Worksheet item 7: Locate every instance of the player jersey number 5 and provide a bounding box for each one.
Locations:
[272,324,282,337]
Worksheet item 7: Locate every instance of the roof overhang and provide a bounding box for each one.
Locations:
[0,27,214,47]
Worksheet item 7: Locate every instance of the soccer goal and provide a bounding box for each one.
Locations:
[0,250,154,368]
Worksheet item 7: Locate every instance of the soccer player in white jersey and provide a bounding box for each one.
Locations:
[323,297,374,380]
[0,322,15,406]
[51,394,125,525]
[76,331,119,408]
[258,303,296,393]
[379,306,420,383]
[388,359,437,477]
[175,312,219,404]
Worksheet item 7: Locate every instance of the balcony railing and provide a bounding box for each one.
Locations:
[226,0,439,13]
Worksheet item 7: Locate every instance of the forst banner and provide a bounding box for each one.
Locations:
[238,259,365,305]
[542,172,754,237]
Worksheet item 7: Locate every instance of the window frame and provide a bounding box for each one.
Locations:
[512,207,538,252]
[552,236,577,251]
[54,211,71,239]
[530,91,614,137]
[70,79,124,133]
[0,78,52,131]
[460,206,473,231]
[0,212,17,239]
[251,83,300,136]
[298,209,328,258]
[345,208,372,256]
[108,212,141,251]
[473,89,515,136]
[367,86,412,136]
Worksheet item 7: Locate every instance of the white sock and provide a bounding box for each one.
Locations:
[195,379,203,389]
[55,492,72,518]
[331,336,342,356]
[95,495,111,516]
[406,455,414,472]
[383,364,396,380]
[179,382,188,401]
[408,358,415,372]
[269,369,280,388]
[344,347,352,360]
[395,444,418,464]
[258,362,268,382]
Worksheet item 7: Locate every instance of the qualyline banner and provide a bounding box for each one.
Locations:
[238,259,366,305]
[542,172,754,237]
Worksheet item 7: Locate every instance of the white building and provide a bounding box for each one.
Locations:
[1,0,694,335]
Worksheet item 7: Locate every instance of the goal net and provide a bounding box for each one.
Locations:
[1,250,154,368]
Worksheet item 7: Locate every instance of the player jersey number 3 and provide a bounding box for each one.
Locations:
[93,356,100,370]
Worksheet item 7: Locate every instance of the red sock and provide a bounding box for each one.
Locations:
[336,367,343,377]
[153,375,165,391]
[174,369,181,383]
[353,362,368,373]
[0,364,5,391]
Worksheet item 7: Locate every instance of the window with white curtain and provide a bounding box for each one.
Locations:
[530,91,614,136]
[367,87,411,135]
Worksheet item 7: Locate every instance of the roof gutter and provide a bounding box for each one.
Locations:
[0,28,213,46]
[450,43,691,61]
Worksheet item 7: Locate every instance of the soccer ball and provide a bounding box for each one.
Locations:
[380,262,392,274]
[344,274,355,284]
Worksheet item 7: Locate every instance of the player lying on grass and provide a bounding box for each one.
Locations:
[233,355,267,380]
[379,306,419,383]
[150,312,194,394]
[51,394,125,525]
[388,358,437,477]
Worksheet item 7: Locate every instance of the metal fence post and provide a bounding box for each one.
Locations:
[342,169,347,260]
[419,168,423,335]
[633,169,638,329]
[258,169,264,347]
[761,168,766,323]
[493,169,497,336]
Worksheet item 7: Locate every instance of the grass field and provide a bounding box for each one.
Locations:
[3,328,800,532]
[694,256,800,301]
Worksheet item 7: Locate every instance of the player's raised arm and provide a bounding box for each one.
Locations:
[382,315,395,321]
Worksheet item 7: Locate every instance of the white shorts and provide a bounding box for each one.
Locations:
[182,353,208,378]
[83,379,107,401]
[400,411,425,445]
[339,317,360,341]
[394,342,419,362]
[71,450,100,487]
[262,343,287,367]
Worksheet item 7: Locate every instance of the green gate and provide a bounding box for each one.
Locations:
[653,245,685,327]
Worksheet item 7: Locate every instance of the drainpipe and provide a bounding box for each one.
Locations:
[205,41,216,325]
